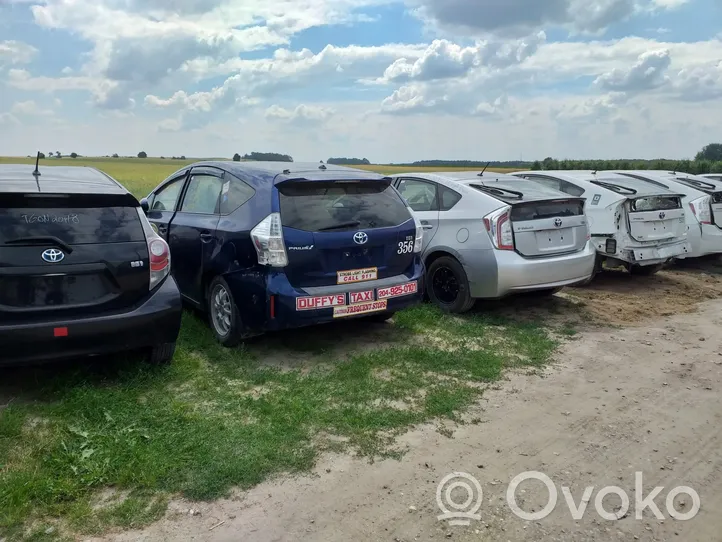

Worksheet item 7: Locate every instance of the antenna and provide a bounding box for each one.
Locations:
[592,170,597,175]
[319,164,327,170]
[477,161,491,177]
[33,151,41,176]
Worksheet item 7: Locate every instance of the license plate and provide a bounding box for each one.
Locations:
[377,281,418,300]
[337,267,377,284]
[349,290,374,304]
[333,300,387,318]
[296,294,346,311]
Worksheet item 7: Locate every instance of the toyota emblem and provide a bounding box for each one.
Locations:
[41,248,65,263]
[353,231,368,245]
[554,218,563,228]
[659,212,666,220]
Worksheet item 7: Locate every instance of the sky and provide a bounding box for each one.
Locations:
[0,0,721,163]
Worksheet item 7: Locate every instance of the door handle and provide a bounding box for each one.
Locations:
[200,232,213,243]
[422,224,434,230]
[157,224,168,234]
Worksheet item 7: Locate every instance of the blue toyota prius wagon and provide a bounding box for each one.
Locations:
[142,161,425,345]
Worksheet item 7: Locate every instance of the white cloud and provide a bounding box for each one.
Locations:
[671,61,722,101]
[594,48,671,91]
[11,100,55,117]
[265,104,335,123]
[0,40,38,67]
[0,112,21,126]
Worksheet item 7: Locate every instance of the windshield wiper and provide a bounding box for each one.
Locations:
[472,185,524,199]
[317,221,362,232]
[3,235,74,253]
[590,180,637,195]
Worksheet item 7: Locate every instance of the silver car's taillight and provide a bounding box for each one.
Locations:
[483,206,514,250]
[689,196,712,225]
[412,212,424,253]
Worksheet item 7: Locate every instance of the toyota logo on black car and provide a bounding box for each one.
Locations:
[41,248,65,263]
[353,231,368,245]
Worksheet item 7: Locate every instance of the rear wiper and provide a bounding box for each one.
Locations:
[3,236,74,253]
[590,180,637,195]
[677,178,716,191]
[317,221,361,232]
[473,185,524,199]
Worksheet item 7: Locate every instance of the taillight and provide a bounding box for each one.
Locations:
[136,208,171,291]
[689,196,712,225]
[483,206,514,250]
[250,213,288,267]
[412,213,423,253]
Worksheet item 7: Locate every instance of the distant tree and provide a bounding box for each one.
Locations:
[695,144,722,163]
[70,152,78,159]
[531,160,541,171]
[55,151,61,158]
[233,153,241,162]
[38,152,46,159]
[327,157,371,165]
[137,151,148,158]
[242,152,293,162]
[112,153,119,158]
[541,157,558,170]
[180,155,186,160]
[160,156,165,159]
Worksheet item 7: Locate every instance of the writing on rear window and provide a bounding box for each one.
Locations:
[0,207,145,244]
[22,213,80,224]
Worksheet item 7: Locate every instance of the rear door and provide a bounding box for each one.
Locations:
[146,172,188,240]
[509,198,588,257]
[711,192,722,227]
[278,179,416,288]
[395,177,440,252]
[0,193,149,324]
[168,167,224,304]
[626,195,686,242]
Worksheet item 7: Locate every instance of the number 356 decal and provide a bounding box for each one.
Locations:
[397,241,414,254]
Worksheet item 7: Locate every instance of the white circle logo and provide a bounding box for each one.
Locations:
[436,472,483,526]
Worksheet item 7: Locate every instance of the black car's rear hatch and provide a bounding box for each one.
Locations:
[0,193,150,323]
[471,182,588,257]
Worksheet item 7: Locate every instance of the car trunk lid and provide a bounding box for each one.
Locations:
[0,193,149,324]
[626,195,686,242]
[277,179,416,288]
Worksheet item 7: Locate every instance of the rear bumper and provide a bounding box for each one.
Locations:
[693,224,722,257]
[255,260,425,332]
[625,238,691,265]
[463,241,597,299]
[0,277,182,366]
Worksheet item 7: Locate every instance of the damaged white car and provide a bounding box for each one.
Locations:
[512,170,691,276]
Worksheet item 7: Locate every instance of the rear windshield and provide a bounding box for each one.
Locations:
[511,200,584,221]
[0,207,145,244]
[278,180,411,232]
[712,192,722,204]
[629,197,681,212]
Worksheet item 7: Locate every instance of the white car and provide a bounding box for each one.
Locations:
[512,170,691,276]
[607,170,722,259]
[388,171,596,312]
[700,173,722,182]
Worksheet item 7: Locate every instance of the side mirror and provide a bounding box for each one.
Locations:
[140,197,150,214]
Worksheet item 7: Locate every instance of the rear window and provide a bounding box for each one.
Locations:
[278,180,411,232]
[0,207,145,244]
[630,197,681,212]
[511,200,584,221]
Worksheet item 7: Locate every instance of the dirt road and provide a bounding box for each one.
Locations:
[95,265,722,542]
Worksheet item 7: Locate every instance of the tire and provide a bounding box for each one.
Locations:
[426,256,476,314]
[148,342,176,365]
[207,276,246,347]
[629,263,663,276]
[365,311,396,323]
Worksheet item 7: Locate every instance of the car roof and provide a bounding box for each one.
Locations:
[188,161,388,187]
[517,170,682,197]
[392,171,523,183]
[0,164,129,195]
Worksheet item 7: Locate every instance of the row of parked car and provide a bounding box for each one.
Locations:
[2,160,720,366]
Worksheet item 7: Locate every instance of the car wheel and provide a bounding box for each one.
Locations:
[365,311,396,323]
[427,256,476,314]
[207,276,245,347]
[148,342,176,364]
[629,264,663,276]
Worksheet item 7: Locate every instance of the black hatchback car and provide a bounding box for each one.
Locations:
[0,164,182,365]
[142,161,424,345]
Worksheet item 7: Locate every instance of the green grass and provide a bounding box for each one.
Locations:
[0,156,523,200]
[0,304,561,541]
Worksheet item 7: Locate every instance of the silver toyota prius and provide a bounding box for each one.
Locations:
[389,171,597,313]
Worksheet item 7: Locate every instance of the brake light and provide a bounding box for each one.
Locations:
[412,213,423,253]
[136,208,171,291]
[483,206,514,250]
[689,196,712,225]
[251,213,288,267]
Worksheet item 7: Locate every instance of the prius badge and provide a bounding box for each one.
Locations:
[41,248,65,263]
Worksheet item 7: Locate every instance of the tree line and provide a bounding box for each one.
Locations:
[233,152,293,162]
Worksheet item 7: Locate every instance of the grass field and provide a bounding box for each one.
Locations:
[0,156,520,199]
[0,155,545,542]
